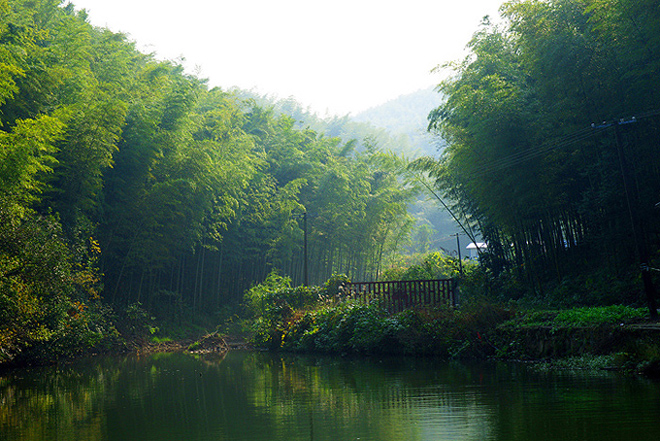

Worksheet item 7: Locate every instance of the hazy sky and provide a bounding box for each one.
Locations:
[70,0,502,116]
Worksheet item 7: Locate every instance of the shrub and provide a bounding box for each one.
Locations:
[381,252,468,281]
[323,273,351,299]
[244,271,324,348]
[279,297,513,358]
[554,305,646,326]
[0,208,118,366]
[282,299,393,353]
[245,271,514,358]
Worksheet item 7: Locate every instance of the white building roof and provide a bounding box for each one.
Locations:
[466,242,487,250]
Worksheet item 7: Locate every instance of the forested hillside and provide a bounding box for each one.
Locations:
[233,88,423,158]
[420,0,660,310]
[0,0,416,362]
[355,87,444,157]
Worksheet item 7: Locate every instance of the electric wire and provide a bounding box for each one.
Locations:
[458,108,660,179]
[467,126,602,179]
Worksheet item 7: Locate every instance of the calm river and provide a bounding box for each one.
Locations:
[1,351,659,441]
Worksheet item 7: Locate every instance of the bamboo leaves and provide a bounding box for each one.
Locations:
[425,0,660,294]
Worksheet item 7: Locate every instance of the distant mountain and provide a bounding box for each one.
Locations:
[353,87,446,157]
[231,87,420,157]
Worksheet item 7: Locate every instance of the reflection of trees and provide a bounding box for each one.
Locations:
[486,368,660,441]
[2,353,660,441]
[245,353,497,440]
[1,353,490,440]
[0,357,122,440]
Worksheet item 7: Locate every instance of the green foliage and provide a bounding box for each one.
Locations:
[279,299,512,358]
[546,270,642,307]
[0,206,121,365]
[380,251,469,281]
[0,114,65,210]
[532,355,620,371]
[245,271,324,348]
[323,273,351,298]
[245,271,292,317]
[283,299,392,353]
[423,0,660,305]
[117,302,154,336]
[245,272,513,357]
[554,306,646,326]
[505,305,647,328]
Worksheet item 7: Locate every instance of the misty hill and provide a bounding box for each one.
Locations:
[232,88,420,157]
[234,87,446,158]
[352,88,460,255]
[353,87,446,157]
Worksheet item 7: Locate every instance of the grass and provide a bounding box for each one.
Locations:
[503,305,648,328]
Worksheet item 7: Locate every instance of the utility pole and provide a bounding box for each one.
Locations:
[303,211,308,287]
[454,233,463,276]
[611,119,659,321]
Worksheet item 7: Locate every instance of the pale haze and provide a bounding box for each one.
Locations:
[71,0,502,116]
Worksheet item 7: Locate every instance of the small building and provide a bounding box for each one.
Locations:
[466,242,487,259]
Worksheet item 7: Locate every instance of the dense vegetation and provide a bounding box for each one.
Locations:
[3,0,660,367]
[417,0,660,311]
[243,0,660,368]
[245,257,659,371]
[0,0,416,364]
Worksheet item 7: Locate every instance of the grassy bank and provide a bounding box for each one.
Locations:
[242,273,660,375]
[4,259,658,373]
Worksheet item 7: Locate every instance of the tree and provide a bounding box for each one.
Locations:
[424,0,660,306]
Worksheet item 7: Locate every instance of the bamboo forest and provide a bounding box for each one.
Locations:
[1,0,660,371]
[421,0,660,311]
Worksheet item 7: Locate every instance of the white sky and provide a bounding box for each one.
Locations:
[70,0,502,116]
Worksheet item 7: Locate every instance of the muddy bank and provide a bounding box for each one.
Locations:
[113,332,255,357]
[0,332,254,371]
[492,323,660,360]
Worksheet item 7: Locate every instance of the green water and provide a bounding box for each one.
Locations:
[1,351,659,441]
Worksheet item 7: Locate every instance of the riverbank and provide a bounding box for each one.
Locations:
[490,322,660,376]
[3,299,659,378]
[250,300,660,376]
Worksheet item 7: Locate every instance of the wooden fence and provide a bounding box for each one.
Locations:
[340,279,458,313]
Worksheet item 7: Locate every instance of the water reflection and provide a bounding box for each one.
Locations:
[1,352,659,441]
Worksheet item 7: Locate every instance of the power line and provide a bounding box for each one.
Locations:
[466,126,598,178]
[461,108,660,179]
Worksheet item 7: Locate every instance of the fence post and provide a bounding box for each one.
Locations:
[452,278,459,307]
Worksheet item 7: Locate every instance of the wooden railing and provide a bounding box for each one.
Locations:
[340,279,458,313]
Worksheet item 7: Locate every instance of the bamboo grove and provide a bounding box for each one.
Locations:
[421,0,660,304]
[0,0,416,352]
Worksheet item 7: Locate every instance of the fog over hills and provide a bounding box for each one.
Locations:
[353,87,446,158]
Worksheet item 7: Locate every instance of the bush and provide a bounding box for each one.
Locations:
[242,268,516,358]
[544,270,642,307]
[0,208,119,366]
[554,305,647,325]
[323,273,351,299]
[244,271,324,348]
[381,252,468,281]
[278,296,513,358]
[500,305,648,331]
[282,299,393,353]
